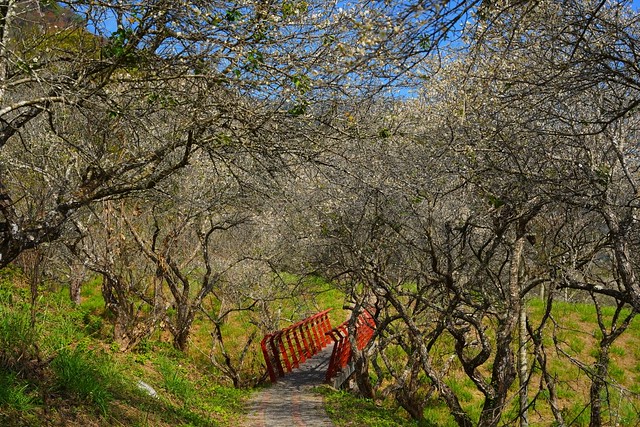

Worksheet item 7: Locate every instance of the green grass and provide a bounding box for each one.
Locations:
[156,355,196,401]
[51,347,115,415]
[0,269,253,426]
[617,404,640,426]
[323,297,640,426]
[316,386,423,426]
[0,303,38,359]
[276,272,348,326]
[0,368,39,424]
[609,363,625,383]
[563,401,591,426]
[611,345,625,357]
[422,403,459,427]
[445,378,474,403]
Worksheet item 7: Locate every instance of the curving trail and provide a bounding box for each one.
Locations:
[243,345,335,427]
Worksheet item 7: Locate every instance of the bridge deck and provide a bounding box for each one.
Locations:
[244,344,335,427]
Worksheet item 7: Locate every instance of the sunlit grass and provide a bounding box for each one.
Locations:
[0,269,252,426]
[322,297,640,426]
[316,386,421,427]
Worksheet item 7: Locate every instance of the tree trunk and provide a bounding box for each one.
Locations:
[529,320,565,426]
[396,389,426,422]
[211,321,241,387]
[589,342,610,427]
[478,234,524,427]
[603,209,640,311]
[518,301,529,427]
[101,274,151,351]
[173,302,195,351]
[353,350,374,399]
[394,356,428,422]
[69,280,82,305]
[0,0,16,105]
[69,262,86,305]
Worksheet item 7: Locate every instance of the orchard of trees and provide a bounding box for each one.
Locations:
[2,0,640,425]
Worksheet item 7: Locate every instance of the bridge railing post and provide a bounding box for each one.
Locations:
[309,314,323,353]
[291,326,306,364]
[355,309,375,350]
[338,323,351,369]
[275,331,295,374]
[265,333,283,380]
[306,320,319,354]
[284,327,299,369]
[318,310,333,346]
[324,329,342,382]
[324,322,350,383]
[261,334,278,383]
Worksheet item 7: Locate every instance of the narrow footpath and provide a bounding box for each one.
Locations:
[243,345,335,427]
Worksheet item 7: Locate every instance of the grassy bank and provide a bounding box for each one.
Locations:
[319,297,640,426]
[0,268,249,426]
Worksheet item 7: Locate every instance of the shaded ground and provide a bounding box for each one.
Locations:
[243,345,335,427]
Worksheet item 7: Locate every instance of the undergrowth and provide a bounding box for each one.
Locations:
[0,269,250,426]
[319,298,640,426]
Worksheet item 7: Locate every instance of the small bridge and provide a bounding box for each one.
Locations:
[260,309,375,388]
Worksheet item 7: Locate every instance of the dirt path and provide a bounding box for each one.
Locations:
[243,345,335,427]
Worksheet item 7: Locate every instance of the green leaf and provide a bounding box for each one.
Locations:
[291,74,311,94]
[245,50,265,70]
[288,102,308,116]
[486,194,505,208]
[282,1,308,18]
[226,9,243,22]
[378,128,392,138]
[418,34,431,51]
[102,27,139,65]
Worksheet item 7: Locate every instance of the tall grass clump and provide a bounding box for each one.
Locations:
[0,368,38,423]
[51,347,116,415]
[0,302,39,367]
[157,355,195,401]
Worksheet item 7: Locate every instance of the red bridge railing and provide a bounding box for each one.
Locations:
[325,309,376,384]
[260,309,333,383]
